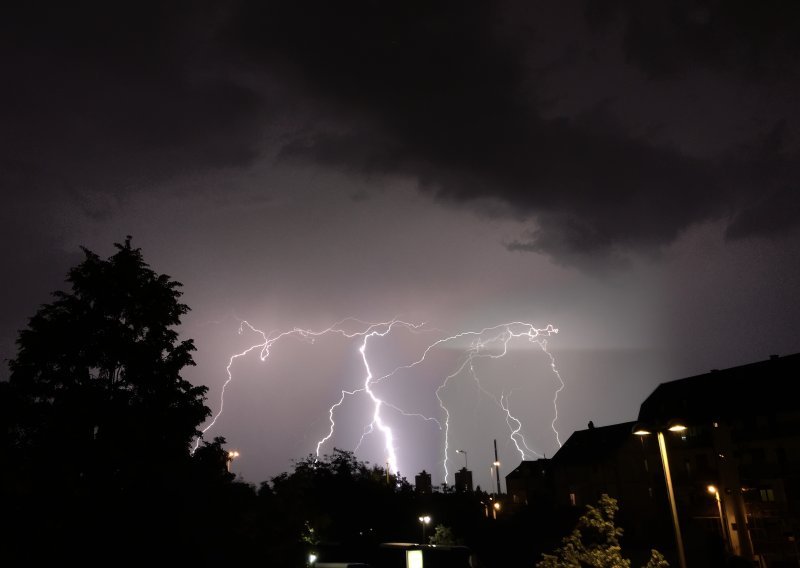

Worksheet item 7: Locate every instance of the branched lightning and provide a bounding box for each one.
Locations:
[197,319,565,484]
[316,387,364,458]
[194,318,429,471]
[539,337,566,447]
[468,356,541,462]
[427,324,559,482]
[500,391,541,460]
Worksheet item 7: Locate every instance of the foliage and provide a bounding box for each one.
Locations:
[260,448,416,562]
[537,494,669,568]
[6,236,209,492]
[2,237,214,563]
[192,435,236,483]
[429,524,458,545]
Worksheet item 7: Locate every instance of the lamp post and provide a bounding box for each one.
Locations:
[418,515,431,543]
[633,420,687,568]
[456,449,468,469]
[708,485,730,552]
[493,439,502,494]
[227,450,240,473]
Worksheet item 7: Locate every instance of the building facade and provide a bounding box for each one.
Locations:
[507,354,800,567]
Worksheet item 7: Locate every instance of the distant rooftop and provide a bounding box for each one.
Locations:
[551,421,637,465]
[638,353,800,425]
[506,458,550,479]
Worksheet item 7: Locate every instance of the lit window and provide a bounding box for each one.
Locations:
[569,492,577,506]
[407,550,424,568]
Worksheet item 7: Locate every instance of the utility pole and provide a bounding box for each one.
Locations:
[494,439,502,494]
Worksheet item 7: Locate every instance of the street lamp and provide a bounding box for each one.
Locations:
[227,450,240,473]
[633,420,687,568]
[456,449,468,469]
[708,485,730,552]
[418,515,431,543]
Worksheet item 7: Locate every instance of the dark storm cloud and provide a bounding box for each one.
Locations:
[225,0,800,260]
[1,1,263,201]
[725,121,800,240]
[586,1,800,79]
[4,1,799,262]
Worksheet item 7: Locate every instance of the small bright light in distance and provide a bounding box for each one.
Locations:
[707,485,718,494]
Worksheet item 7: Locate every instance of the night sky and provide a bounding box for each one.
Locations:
[3,1,800,487]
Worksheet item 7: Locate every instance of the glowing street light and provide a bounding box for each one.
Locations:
[418,515,431,543]
[493,439,502,494]
[707,485,730,552]
[633,420,687,568]
[227,450,240,473]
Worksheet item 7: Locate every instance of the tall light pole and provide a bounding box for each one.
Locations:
[418,515,431,543]
[633,421,687,568]
[456,449,468,469]
[493,439,502,495]
[708,485,730,552]
[227,450,240,473]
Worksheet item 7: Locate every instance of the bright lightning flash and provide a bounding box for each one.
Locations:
[195,319,564,484]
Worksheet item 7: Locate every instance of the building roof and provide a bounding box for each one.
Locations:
[551,421,637,466]
[506,459,550,480]
[637,353,800,425]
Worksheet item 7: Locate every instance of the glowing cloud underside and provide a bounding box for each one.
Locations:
[194,319,564,483]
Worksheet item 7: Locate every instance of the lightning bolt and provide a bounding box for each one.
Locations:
[426,323,560,482]
[196,319,564,484]
[466,336,541,460]
[500,392,541,460]
[194,318,430,473]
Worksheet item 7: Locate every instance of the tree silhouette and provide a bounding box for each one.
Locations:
[3,237,211,561]
[262,449,416,563]
[192,435,236,483]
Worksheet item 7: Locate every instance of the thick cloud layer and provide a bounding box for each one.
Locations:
[3,1,799,263]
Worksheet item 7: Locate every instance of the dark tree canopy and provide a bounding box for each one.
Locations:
[6,237,210,494]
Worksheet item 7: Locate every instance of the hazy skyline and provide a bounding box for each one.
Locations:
[3,1,800,485]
